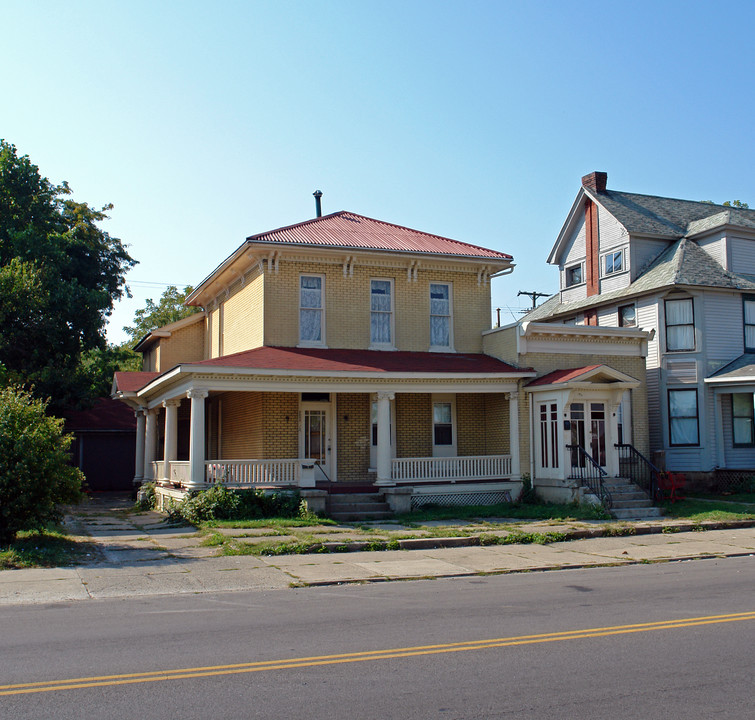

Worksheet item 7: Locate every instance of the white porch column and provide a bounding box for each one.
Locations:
[506,392,520,481]
[375,391,395,486]
[608,401,622,477]
[187,389,209,489]
[134,408,146,486]
[162,398,181,481]
[714,391,725,468]
[144,408,158,481]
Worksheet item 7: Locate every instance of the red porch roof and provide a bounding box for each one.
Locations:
[526,365,602,387]
[113,371,160,393]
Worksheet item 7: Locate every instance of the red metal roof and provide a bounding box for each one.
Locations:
[114,371,160,393]
[189,346,524,374]
[63,398,137,432]
[246,212,513,260]
[527,365,602,387]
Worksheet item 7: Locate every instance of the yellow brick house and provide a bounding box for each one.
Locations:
[114,207,653,516]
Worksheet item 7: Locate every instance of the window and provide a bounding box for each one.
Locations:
[433,402,453,445]
[668,389,699,446]
[565,264,583,287]
[299,275,324,345]
[732,393,755,446]
[665,297,695,351]
[618,304,637,328]
[430,282,452,349]
[370,279,394,348]
[603,250,624,276]
[744,296,755,351]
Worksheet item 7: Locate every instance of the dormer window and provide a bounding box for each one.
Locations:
[565,263,584,288]
[602,250,624,276]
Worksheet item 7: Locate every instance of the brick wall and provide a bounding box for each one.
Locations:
[157,318,206,370]
[221,269,265,356]
[456,393,510,456]
[396,393,432,457]
[336,393,371,483]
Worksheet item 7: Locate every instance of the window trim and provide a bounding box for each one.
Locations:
[744,295,755,352]
[298,273,326,347]
[369,277,395,350]
[664,296,696,352]
[668,388,700,447]
[432,394,457,457]
[564,262,584,288]
[732,393,755,448]
[601,249,625,277]
[618,304,637,328]
[429,281,454,351]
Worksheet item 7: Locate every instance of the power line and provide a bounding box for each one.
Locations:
[517,289,549,311]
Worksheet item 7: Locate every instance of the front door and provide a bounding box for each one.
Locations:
[301,402,332,481]
[569,402,606,470]
[536,400,560,477]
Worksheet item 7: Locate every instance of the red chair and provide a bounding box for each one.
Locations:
[657,472,686,503]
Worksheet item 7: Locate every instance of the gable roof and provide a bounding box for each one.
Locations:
[245,211,513,260]
[705,353,755,383]
[63,397,137,432]
[525,364,640,390]
[527,237,755,322]
[113,371,160,394]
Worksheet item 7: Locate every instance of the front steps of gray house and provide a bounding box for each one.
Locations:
[604,477,664,520]
[328,492,394,522]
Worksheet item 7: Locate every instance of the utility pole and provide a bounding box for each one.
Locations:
[517,290,549,312]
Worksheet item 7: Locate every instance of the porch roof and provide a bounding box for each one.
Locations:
[705,353,755,385]
[526,365,602,386]
[189,345,527,375]
[113,371,160,393]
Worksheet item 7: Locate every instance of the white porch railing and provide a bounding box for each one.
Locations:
[169,461,190,486]
[205,459,302,486]
[391,454,512,484]
[149,461,162,481]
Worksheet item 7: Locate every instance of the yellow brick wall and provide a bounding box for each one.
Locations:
[209,306,221,358]
[157,318,206,370]
[482,326,519,364]
[262,393,299,459]
[336,393,371,484]
[484,393,509,455]
[262,261,491,352]
[221,269,265,356]
[456,393,509,455]
[396,393,433,457]
[219,392,263,458]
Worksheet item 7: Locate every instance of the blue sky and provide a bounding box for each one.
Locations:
[4,1,755,343]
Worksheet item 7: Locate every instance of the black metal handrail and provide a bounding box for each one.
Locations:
[615,443,662,503]
[566,444,612,510]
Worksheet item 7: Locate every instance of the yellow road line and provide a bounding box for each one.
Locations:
[2,611,753,697]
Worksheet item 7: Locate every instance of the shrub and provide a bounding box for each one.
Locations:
[0,386,83,545]
[518,474,540,505]
[166,486,301,525]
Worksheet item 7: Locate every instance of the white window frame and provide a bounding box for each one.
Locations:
[298,274,326,347]
[618,304,637,328]
[564,262,584,288]
[429,282,453,351]
[602,249,625,276]
[432,394,457,457]
[369,277,395,350]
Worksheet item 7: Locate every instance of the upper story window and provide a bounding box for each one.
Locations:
[618,304,637,328]
[299,275,324,345]
[370,278,394,348]
[430,282,453,349]
[565,263,584,288]
[744,296,755,351]
[665,297,695,351]
[602,250,624,276]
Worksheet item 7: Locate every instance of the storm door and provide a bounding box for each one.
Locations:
[569,402,606,470]
[300,401,332,481]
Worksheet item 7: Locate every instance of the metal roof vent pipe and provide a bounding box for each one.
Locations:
[313,190,323,217]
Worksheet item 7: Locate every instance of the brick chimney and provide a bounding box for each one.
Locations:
[581,171,607,192]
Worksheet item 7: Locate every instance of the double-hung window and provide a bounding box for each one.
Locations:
[370,279,394,348]
[300,275,324,345]
[430,282,452,349]
[565,263,583,287]
[744,296,755,351]
[603,250,624,276]
[732,393,755,446]
[668,389,699,446]
[665,297,695,351]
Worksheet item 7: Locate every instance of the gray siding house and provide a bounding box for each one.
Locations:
[527,171,755,479]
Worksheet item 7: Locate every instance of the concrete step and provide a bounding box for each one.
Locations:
[330,511,394,522]
[610,498,654,509]
[330,501,392,513]
[608,490,651,501]
[329,493,385,504]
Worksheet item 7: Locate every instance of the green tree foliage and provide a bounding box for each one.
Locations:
[0,140,136,410]
[0,386,83,545]
[702,199,750,209]
[123,284,199,345]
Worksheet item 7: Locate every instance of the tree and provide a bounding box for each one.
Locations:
[0,386,83,545]
[0,140,136,411]
[702,199,750,209]
[123,284,199,346]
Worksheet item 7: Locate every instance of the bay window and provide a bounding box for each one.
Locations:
[668,389,699,446]
[665,297,695,351]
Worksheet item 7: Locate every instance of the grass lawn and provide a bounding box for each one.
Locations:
[394,501,611,524]
[0,526,95,570]
[685,491,755,505]
[660,498,755,522]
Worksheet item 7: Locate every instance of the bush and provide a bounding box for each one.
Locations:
[166,485,301,525]
[0,386,83,545]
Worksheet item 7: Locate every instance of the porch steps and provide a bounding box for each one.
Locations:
[604,478,664,520]
[329,492,393,522]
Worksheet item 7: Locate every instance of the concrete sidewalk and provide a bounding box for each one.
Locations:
[1,497,753,605]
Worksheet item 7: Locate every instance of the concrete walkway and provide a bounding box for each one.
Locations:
[1,497,753,605]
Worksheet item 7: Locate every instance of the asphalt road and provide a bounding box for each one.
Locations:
[1,556,753,719]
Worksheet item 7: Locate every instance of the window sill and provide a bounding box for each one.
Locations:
[297,342,328,349]
[429,346,455,353]
[369,345,397,352]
